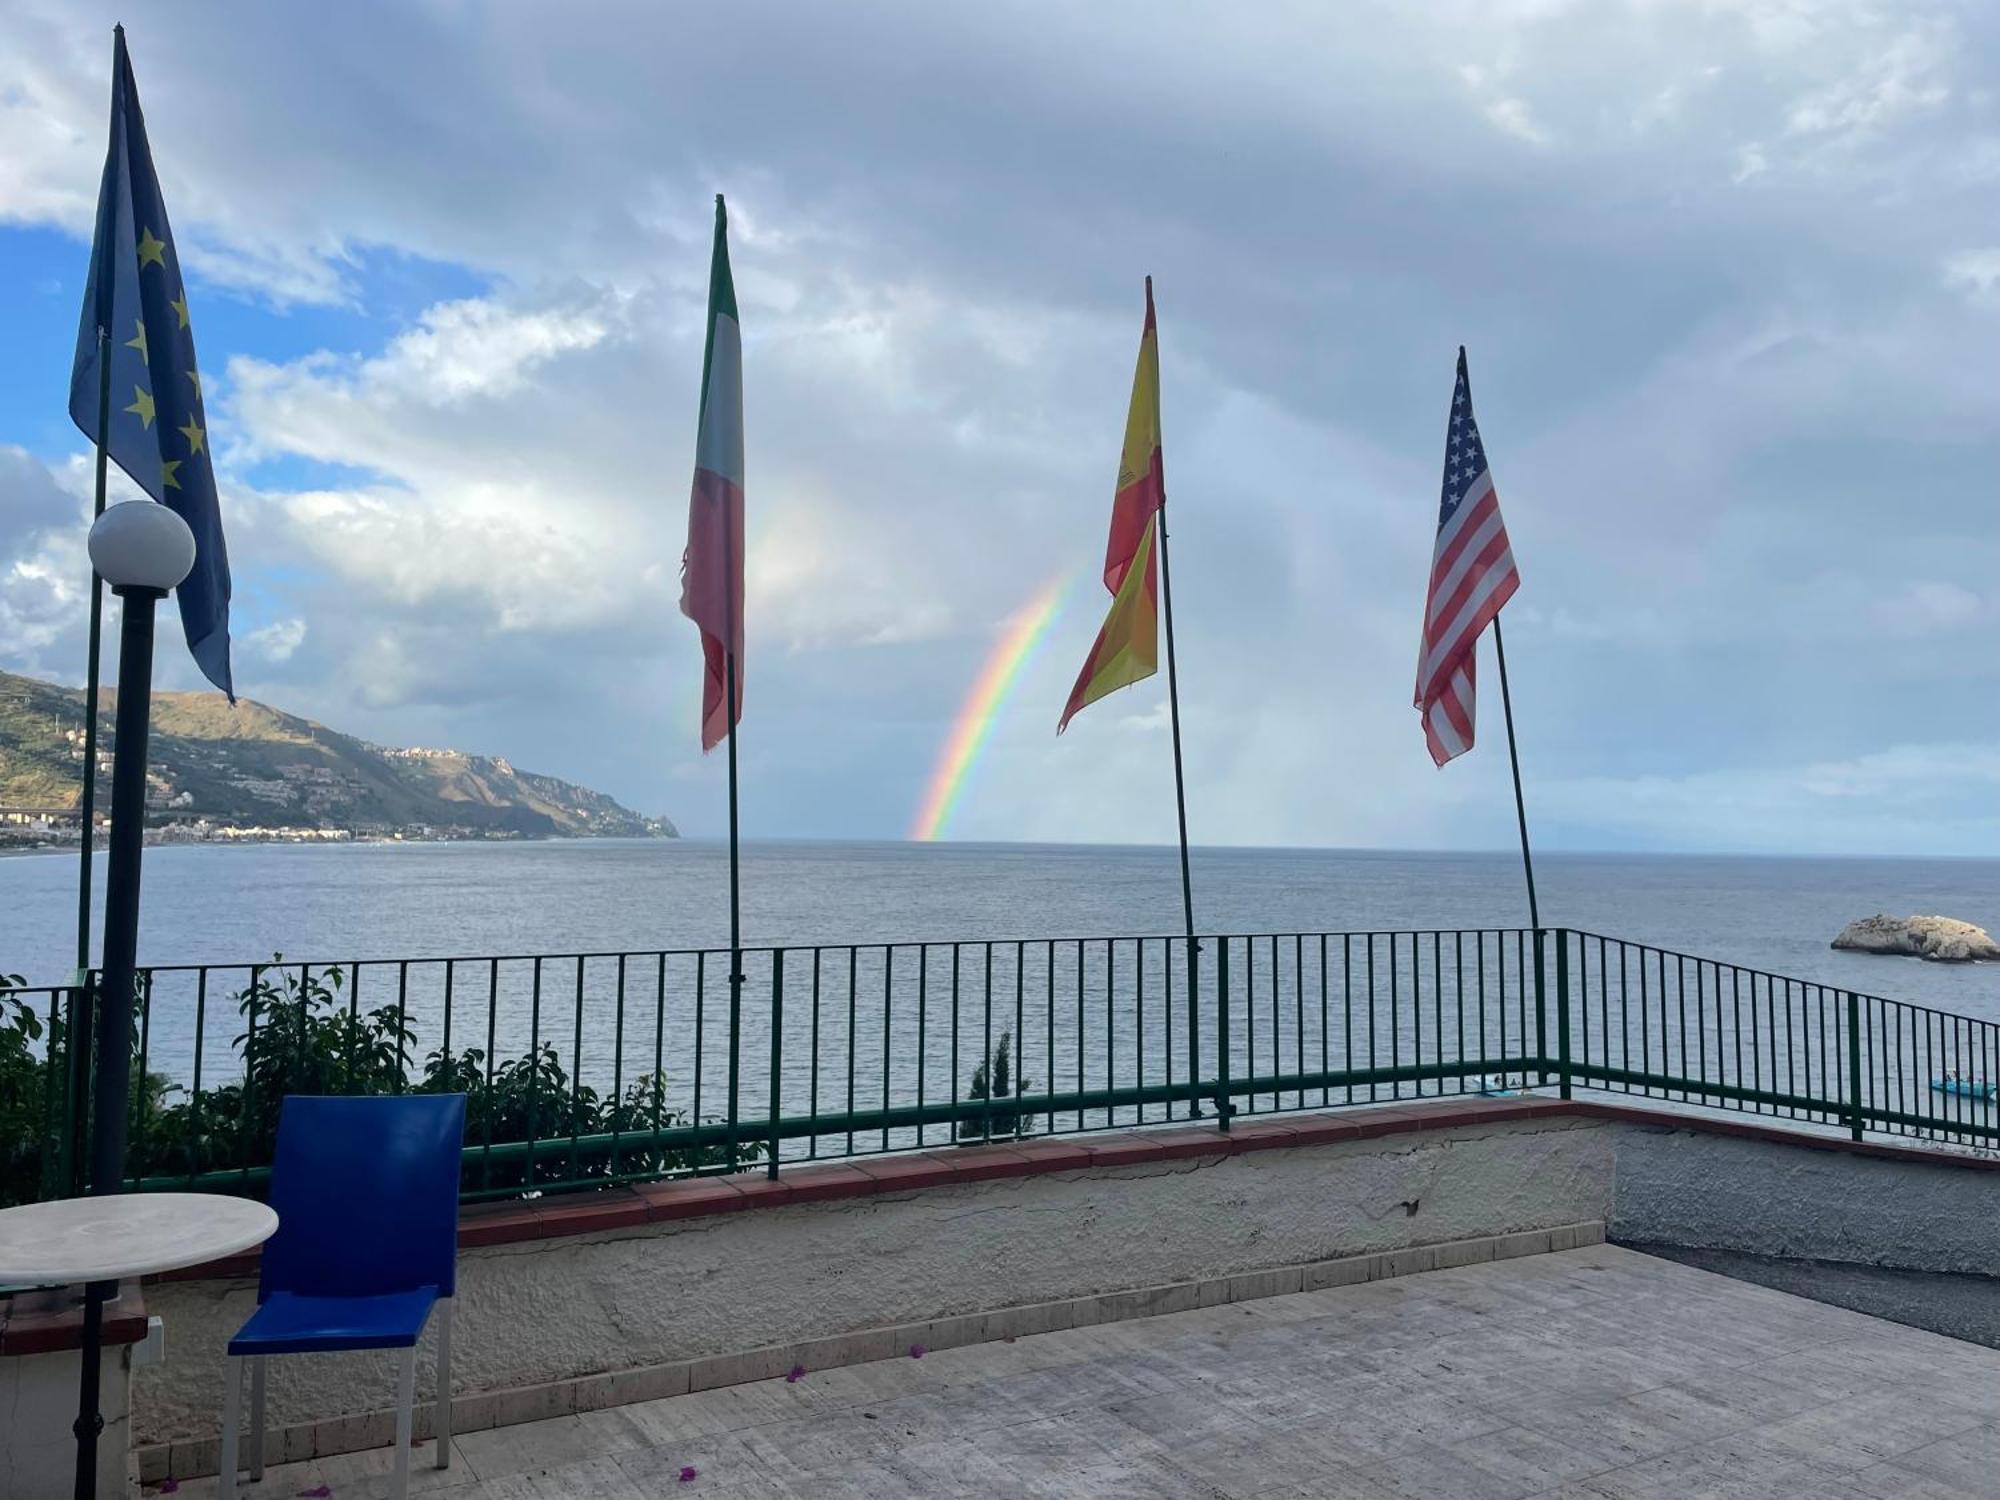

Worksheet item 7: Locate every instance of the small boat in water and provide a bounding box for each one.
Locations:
[1931,1070,1996,1101]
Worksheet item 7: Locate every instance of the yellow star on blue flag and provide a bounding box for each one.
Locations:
[69,26,234,699]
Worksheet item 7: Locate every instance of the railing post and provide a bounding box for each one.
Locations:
[1555,929,1571,1100]
[1533,928,1549,1087]
[65,973,95,1197]
[1846,990,1864,1143]
[767,949,784,1180]
[36,988,67,1200]
[1214,937,1231,1131]
[726,951,741,1172]
[1186,936,1201,1121]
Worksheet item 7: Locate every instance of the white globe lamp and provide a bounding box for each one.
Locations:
[87,500,196,595]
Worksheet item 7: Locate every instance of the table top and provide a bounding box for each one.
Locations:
[0,1193,278,1286]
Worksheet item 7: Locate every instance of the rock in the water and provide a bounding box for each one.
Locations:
[1831,914,2000,963]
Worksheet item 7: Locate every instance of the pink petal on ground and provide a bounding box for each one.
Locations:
[157,1484,180,1496]
[909,1344,926,1359]
[298,1488,333,1498]
[786,1364,807,1382]
[678,1465,699,1482]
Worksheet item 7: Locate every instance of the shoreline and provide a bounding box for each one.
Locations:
[0,830,676,858]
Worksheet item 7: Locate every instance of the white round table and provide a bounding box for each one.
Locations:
[0,1192,276,1286]
[0,1193,277,1500]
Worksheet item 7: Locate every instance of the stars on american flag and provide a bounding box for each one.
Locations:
[1439,372,1489,526]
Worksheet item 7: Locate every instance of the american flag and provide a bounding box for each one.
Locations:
[1416,348,1519,766]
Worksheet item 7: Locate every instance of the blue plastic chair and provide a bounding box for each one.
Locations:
[219,1094,466,1500]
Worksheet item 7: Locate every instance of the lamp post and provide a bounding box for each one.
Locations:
[73,499,194,1500]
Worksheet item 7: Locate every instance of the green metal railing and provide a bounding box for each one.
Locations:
[1560,930,2000,1148]
[5,926,1997,1208]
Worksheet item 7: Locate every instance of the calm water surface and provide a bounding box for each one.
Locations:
[4,839,1999,1009]
[7,840,2000,1139]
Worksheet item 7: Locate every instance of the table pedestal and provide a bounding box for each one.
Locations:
[72,1280,112,1500]
[0,1285,139,1500]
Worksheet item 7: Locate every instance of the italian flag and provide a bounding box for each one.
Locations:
[1059,278,1164,733]
[680,195,745,752]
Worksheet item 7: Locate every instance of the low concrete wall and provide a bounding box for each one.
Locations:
[0,1283,149,1499]
[1607,1116,2000,1274]
[136,1112,1613,1477]
[0,1344,133,1498]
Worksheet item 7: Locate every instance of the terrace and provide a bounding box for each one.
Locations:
[157,1242,2000,1499]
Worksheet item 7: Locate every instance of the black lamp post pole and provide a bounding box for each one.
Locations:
[72,580,163,1500]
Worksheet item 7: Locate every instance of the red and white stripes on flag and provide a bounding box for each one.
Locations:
[1416,347,1519,767]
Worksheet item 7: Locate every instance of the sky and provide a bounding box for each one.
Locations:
[2,0,1997,856]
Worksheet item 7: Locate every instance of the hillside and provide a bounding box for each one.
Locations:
[0,670,675,840]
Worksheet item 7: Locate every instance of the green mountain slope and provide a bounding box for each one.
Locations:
[0,670,675,839]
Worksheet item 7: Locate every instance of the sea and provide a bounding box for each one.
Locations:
[4,841,1998,1116]
[4,839,1999,1000]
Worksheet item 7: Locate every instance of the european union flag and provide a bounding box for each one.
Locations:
[69,26,233,699]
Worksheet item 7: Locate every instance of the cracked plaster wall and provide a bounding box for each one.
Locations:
[135,1116,1613,1446]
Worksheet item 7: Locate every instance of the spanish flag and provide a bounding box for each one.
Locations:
[1058,278,1164,733]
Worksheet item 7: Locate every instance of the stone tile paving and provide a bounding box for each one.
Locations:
[159,1244,2000,1498]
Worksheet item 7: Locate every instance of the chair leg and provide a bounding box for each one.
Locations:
[219,1354,242,1499]
[249,1355,267,1480]
[434,1298,453,1469]
[392,1343,417,1500]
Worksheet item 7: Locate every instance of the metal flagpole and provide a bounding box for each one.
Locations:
[1143,277,1204,1126]
[67,327,113,1195]
[1491,616,1539,929]
[1154,491,1205,1125]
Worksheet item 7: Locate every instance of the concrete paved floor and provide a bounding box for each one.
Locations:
[160,1244,2000,1498]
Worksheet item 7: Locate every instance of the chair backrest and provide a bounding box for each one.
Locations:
[260,1094,466,1302]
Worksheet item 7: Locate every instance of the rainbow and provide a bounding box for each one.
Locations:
[911,575,1072,842]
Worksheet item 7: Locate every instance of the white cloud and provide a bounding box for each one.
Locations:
[1733,145,1770,183]
[0,446,92,678]
[228,295,616,456]
[1944,249,2000,305]
[1867,581,1988,639]
[242,616,306,662]
[1781,20,1953,144]
[1545,744,2000,856]
[1482,97,1552,146]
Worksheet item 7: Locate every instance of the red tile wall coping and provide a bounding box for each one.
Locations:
[0,1283,148,1357]
[142,1094,2000,1286]
[1565,1097,2000,1172]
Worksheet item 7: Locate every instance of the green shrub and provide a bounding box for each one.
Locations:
[0,973,59,1207]
[957,1029,1031,1141]
[6,955,767,1205]
[418,1041,756,1192]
